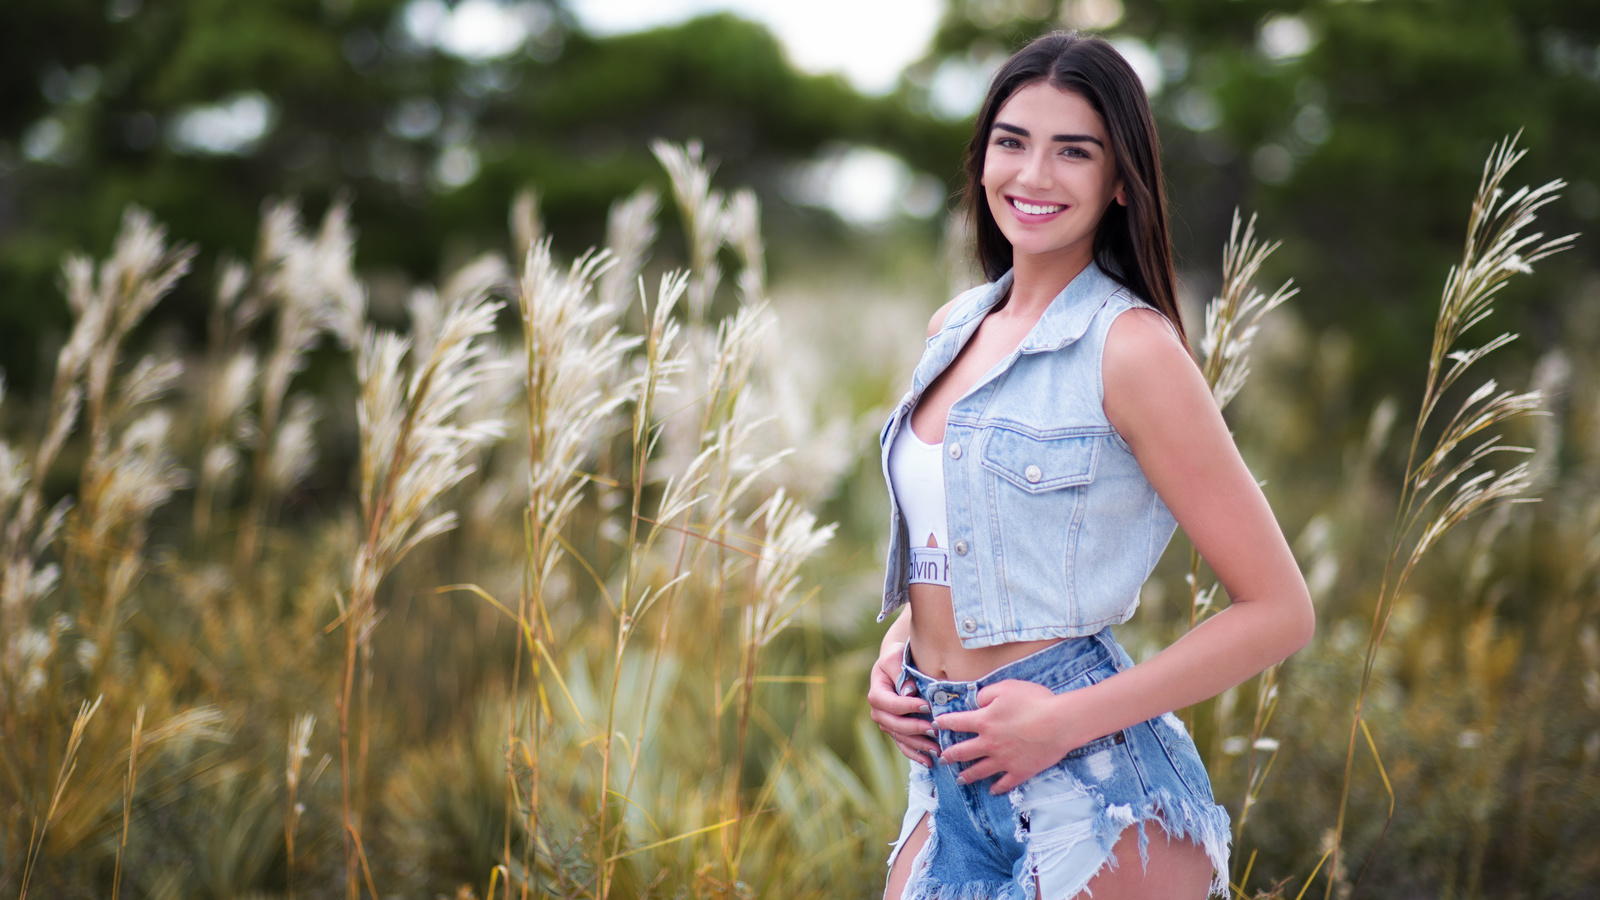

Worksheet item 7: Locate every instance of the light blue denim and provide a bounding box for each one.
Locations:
[876,263,1178,648]
[887,631,1231,899]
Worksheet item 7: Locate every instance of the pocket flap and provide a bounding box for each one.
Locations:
[980,429,1099,493]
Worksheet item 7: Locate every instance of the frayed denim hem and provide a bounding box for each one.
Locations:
[1009,773,1232,899]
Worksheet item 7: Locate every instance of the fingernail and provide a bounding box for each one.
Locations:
[925,728,937,738]
[920,703,931,713]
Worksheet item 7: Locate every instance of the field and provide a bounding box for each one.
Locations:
[3,137,1598,900]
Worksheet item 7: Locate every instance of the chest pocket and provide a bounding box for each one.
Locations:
[979,428,1100,492]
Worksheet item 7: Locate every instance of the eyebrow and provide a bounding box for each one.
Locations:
[992,121,1105,148]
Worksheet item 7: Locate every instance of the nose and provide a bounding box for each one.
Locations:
[1017,147,1053,191]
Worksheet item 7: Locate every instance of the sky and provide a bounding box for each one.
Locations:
[565,0,946,95]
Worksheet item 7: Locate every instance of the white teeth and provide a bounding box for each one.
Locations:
[1012,199,1064,215]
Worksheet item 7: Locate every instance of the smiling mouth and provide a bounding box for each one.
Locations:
[1009,197,1066,216]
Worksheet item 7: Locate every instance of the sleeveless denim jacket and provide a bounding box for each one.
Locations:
[877,262,1178,648]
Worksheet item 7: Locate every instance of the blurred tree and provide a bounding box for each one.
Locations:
[0,0,965,388]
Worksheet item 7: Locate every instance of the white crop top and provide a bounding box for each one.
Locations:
[887,421,950,587]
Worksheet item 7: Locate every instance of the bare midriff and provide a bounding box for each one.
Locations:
[908,585,1062,682]
[905,288,1062,681]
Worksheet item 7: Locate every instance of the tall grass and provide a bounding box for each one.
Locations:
[1322,135,1574,899]
[2,135,1594,899]
[1182,210,1298,897]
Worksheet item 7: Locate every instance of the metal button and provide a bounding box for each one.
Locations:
[952,539,968,556]
[1025,464,1042,483]
[961,617,978,633]
[933,690,956,704]
[947,442,962,460]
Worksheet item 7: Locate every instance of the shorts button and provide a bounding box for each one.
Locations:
[952,539,968,556]
[962,617,978,633]
[1024,464,1042,483]
[947,442,962,460]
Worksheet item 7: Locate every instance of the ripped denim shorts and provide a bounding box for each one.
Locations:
[887,629,1231,900]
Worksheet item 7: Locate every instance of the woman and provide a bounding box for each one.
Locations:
[867,31,1314,900]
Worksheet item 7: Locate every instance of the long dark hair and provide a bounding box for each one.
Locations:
[963,31,1185,345]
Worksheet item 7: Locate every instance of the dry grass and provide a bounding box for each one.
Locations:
[1,137,1595,900]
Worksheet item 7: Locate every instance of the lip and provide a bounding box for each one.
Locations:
[1005,195,1068,220]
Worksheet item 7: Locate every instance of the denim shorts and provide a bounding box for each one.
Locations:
[887,629,1231,899]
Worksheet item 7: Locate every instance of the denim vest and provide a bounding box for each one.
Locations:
[877,262,1178,648]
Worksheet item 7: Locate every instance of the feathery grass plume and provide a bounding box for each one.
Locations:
[1,208,193,642]
[237,200,366,569]
[1325,134,1574,899]
[285,712,316,897]
[74,407,190,657]
[1201,212,1300,413]
[1189,211,1298,623]
[193,256,262,540]
[1181,210,1295,627]
[342,285,506,899]
[651,140,725,324]
[598,188,662,314]
[509,238,640,894]
[510,187,543,265]
[724,188,765,305]
[19,695,102,900]
[733,485,835,742]
[594,268,690,900]
[110,705,143,900]
[194,349,258,538]
[1173,210,1296,896]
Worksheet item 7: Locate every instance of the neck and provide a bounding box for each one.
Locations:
[1004,245,1094,314]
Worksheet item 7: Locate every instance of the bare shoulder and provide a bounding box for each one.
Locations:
[1102,306,1210,447]
[927,297,961,338]
[1103,306,1194,383]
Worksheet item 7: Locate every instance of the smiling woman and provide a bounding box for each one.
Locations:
[865,31,1313,900]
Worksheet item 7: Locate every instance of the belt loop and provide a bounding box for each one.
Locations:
[1092,627,1121,672]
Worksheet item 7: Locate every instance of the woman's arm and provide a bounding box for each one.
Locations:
[937,307,1314,792]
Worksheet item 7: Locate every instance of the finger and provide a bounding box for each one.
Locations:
[954,757,1003,785]
[975,679,1025,706]
[893,732,940,756]
[872,693,932,717]
[892,738,932,767]
[933,709,979,733]
[939,734,985,764]
[871,707,937,739]
[991,771,1024,794]
[870,709,937,745]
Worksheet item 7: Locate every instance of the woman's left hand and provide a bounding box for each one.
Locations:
[934,679,1080,794]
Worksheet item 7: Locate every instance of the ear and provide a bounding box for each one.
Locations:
[1113,179,1128,207]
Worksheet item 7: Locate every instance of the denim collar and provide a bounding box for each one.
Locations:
[947,261,1121,346]
[910,262,1121,397]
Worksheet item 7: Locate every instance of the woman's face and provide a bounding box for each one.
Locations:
[981,81,1124,272]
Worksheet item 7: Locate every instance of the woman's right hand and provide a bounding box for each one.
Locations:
[867,640,940,765]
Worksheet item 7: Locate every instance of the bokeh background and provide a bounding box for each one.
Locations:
[3,1,1599,898]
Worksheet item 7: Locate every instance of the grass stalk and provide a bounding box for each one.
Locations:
[285,712,314,899]
[1183,210,1295,751]
[343,279,504,897]
[110,705,144,900]
[1324,134,1573,898]
[19,695,102,900]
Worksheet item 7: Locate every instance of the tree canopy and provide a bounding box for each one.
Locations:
[3,0,1596,393]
